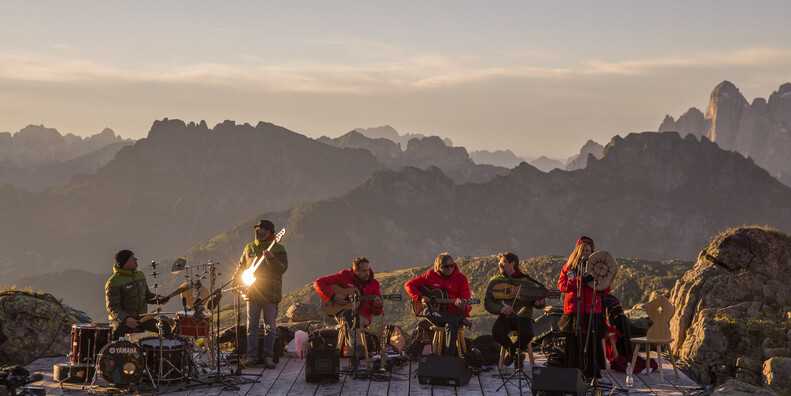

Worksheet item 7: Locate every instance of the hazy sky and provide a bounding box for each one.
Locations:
[2,1,790,158]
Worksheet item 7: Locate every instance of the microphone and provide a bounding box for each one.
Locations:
[580,255,588,264]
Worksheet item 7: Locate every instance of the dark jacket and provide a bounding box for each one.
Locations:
[232,238,288,304]
[105,266,157,325]
[314,267,382,322]
[404,267,472,316]
[484,270,546,318]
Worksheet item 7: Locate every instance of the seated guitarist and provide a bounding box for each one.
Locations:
[313,257,383,355]
[404,252,471,356]
[484,252,546,368]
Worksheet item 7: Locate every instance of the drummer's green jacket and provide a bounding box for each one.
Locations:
[484,271,546,319]
[105,266,158,324]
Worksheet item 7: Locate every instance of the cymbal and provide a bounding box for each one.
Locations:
[172,258,187,274]
[166,283,193,299]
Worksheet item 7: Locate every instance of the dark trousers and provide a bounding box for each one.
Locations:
[113,318,172,340]
[560,313,606,379]
[492,316,534,354]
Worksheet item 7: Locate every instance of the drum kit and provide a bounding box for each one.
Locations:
[54,259,239,393]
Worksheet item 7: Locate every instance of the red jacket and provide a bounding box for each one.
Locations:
[314,267,382,322]
[557,264,610,314]
[404,268,472,316]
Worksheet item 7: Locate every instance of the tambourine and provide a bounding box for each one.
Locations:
[585,251,618,291]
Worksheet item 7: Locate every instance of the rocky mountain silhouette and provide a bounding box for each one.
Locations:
[0,119,381,281]
[659,81,791,186]
[181,131,791,292]
[353,125,453,148]
[319,130,509,183]
[0,126,133,190]
[565,139,603,171]
[469,149,528,169]
[528,156,564,172]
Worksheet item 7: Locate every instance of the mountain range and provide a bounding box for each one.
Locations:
[659,81,791,186]
[181,130,791,292]
[0,125,132,190]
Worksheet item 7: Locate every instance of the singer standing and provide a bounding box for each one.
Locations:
[232,220,288,368]
[557,236,609,379]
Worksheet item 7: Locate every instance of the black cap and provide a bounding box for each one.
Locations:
[254,220,275,232]
[115,249,134,267]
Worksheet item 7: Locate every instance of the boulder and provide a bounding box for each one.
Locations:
[669,227,791,387]
[0,291,93,365]
[285,302,324,322]
[711,378,778,395]
[763,357,791,395]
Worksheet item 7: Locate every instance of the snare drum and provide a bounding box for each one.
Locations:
[97,340,145,386]
[138,337,187,383]
[70,323,111,364]
[176,311,212,337]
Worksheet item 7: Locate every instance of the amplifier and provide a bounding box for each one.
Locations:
[305,347,340,383]
[531,366,587,396]
[416,354,471,386]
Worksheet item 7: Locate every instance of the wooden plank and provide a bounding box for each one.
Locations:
[456,372,483,396]
[382,360,411,396]
[262,356,306,396]
[245,356,297,396]
[285,358,320,396]
[477,370,506,395]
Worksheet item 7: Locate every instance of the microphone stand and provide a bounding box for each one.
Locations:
[497,284,531,394]
[574,257,587,373]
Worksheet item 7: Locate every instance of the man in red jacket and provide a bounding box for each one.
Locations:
[405,252,471,356]
[314,257,383,356]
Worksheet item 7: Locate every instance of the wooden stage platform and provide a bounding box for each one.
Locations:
[25,351,703,395]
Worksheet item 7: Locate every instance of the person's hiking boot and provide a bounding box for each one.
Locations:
[242,356,257,367]
[515,353,526,370]
[263,357,276,369]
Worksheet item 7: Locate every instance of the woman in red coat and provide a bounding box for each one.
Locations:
[557,236,609,379]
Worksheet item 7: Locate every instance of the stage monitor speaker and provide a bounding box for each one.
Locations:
[416,354,471,386]
[531,366,587,396]
[305,347,340,383]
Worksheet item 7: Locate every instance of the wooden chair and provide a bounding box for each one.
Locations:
[497,330,535,369]
[336,323,370,367]
[630,295,679,383]
[430,324,469,357]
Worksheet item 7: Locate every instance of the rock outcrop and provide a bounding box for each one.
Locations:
[670,227,791,393]
[0,291,92,365]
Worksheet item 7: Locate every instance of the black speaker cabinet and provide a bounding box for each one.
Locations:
[531,366,587,396]
[416,354,471,386]
[305,347,340,383]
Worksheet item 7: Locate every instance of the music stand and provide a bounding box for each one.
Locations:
[496,285,532,394]
[340,292,370,379]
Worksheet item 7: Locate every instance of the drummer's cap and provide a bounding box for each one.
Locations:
[114,249,134,267]
[576,236,594,251]
[254,219,275,232]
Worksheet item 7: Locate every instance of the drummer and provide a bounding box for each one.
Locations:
[105,250,171,340]
[557,236,610,379]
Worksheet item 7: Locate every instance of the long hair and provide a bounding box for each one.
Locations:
[565,242,592,273]
[433,252,454,273]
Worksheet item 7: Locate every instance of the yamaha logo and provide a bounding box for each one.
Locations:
[109,347,138,354]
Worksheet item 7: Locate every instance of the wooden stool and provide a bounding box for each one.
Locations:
[336,324,370,367]
[430,325,468,356]
[497,330,535,369]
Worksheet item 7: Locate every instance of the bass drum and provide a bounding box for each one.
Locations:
[97,340,145,386]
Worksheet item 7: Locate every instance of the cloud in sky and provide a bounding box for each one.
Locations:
[3,46,789,93]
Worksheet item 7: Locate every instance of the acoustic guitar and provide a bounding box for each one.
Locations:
[320,284,402,316]
[411,286,481,315]
[490,282,562,301]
